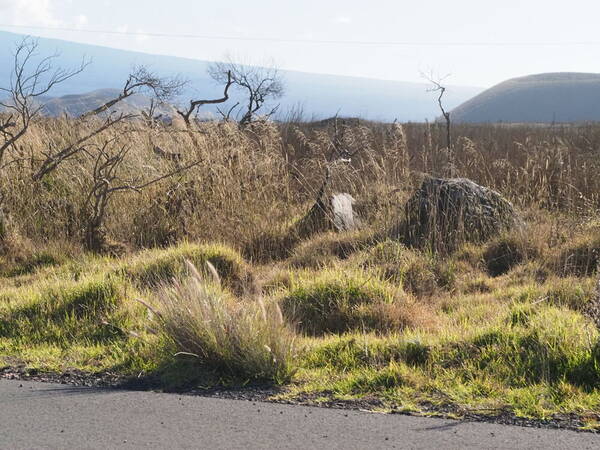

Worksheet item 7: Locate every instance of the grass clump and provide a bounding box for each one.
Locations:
[287,231,372,269]
[303,335,431,371]
[280,269,434,335]
[124,242,255,296]
[0,276,127,345]
[555,232,600,277]
[542,277,596,311]
[150,261,297,384]
[476,307,599,387]
[483,232,540,277]
[4,251,66,277]
[355,240,456,296]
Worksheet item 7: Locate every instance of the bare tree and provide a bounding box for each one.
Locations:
[0,37,88,243]
[80,66,185,119]
[208,58,285,125]
[82,140,202,252]
[176,71,234,125]
[422,71,455,177]
[0,37,88,167]
[422,72,452,152]
[141,98,166,128]
[0,38,140,181]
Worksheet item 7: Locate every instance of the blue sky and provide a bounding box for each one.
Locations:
[0,0,598,87]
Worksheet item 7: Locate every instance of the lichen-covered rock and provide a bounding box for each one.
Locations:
[400,177,520,252]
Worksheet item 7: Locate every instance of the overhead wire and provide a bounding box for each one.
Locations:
[0,23,599,47]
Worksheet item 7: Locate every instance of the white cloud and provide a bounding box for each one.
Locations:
[332,16,353,24]
[0,0,61,27]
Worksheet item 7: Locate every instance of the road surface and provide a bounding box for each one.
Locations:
[0,379,597,449]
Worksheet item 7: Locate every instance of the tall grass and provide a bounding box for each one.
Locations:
[2,115,600,264]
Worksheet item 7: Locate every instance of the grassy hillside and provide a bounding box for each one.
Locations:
[1,117,600,428]
[451,72,600,123]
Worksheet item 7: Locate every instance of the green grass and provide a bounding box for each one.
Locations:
[1,234,599,428]
[122,242,255,296]
[0,243,257,380]
[287,307,600,420]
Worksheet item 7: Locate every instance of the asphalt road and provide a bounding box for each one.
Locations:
[0,380,598,449]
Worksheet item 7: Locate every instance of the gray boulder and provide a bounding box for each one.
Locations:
[400,177,520,252]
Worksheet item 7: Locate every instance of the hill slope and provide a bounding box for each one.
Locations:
[451,73,600,123]
[38,89,176,118]
[0,31,482,122]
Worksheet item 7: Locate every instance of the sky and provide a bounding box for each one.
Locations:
[0,0,599,88]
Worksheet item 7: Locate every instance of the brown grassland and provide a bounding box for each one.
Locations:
[1,116,600,428]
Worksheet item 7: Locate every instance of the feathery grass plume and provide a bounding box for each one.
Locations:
[151,259,297,383]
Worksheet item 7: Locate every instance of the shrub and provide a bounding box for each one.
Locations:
[150,261,297,384]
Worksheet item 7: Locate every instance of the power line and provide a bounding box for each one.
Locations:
[1,23,600,47]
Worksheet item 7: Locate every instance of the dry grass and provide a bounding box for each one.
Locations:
[2,117,600,260]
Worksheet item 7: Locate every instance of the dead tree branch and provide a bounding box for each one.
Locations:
[177,71,233,125]
[31,113,131,181]
[80,66,185,119]
[208,59,284,126]
[423,72,452,151]
[82,140,202,252]
[422,71,455,176]
[216,101,240,121]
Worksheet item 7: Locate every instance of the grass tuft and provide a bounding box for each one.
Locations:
[150,260,297,384]
[124,243,256,296]
[280,269,435,335]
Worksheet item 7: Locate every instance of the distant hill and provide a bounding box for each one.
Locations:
[0,31,483,122]
[451,73,600,123]
[38,89,176,118]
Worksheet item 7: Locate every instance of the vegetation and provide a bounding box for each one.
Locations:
[1,96,600,428]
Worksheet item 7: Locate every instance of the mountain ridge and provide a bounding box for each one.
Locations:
[0,30,483,122]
